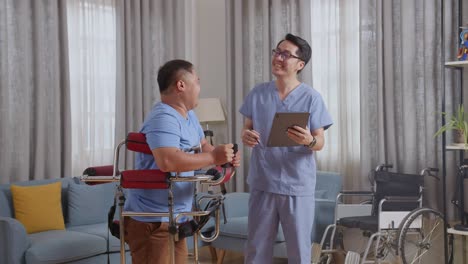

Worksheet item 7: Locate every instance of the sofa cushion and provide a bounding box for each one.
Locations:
[68,223,129,252]
[68,182,116,226]
[26,230,107,264]
[219,216,285,242]
[11,182,65,234]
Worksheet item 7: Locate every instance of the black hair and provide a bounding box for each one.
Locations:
[157,59,194,94]
[277,33,312,73]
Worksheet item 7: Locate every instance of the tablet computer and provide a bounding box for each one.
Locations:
[267,112,310,147]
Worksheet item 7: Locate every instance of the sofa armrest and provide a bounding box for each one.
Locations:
[0,216,30,264]
[312,199,337,243]
[316,171,342,200]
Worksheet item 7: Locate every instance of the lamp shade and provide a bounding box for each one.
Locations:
[194,98,225,123]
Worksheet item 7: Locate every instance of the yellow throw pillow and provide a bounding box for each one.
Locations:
[11,181,65,234]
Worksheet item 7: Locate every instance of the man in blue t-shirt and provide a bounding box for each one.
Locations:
[124,59,240,264]
[240,34,333,264]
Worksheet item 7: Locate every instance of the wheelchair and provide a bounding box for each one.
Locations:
[81,132,236,264]
[312,164,446,264]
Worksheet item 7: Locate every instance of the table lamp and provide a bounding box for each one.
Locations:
[193,98,226,145]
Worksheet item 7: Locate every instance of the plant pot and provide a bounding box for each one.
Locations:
[454,129,466,144]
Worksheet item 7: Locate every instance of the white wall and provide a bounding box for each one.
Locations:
[194,0,229,144]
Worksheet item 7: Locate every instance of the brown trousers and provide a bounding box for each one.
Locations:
[124,216,188,264]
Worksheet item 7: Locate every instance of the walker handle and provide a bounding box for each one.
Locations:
[221,143,238,168]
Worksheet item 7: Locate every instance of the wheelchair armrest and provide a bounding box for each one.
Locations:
[383,196,420,202]
[377,197,421,218]
[336,203,373,219]
[340,191,374,195]
[337,191,374,203]
[333,191,374,219]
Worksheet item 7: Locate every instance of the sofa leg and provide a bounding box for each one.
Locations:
[209,246,217,262]
[216,249,226,264]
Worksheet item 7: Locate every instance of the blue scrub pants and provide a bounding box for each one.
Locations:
[244,189,315,264]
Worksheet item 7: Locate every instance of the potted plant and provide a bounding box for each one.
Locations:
[434,104,468,145]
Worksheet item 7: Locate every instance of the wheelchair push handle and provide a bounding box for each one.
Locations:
[420,167,440,180]
[375,163,393,171]
[370,164,393,184]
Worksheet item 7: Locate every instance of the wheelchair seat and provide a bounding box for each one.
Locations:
[338,216,378,233]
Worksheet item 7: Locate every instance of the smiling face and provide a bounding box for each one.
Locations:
[271,40,305,79]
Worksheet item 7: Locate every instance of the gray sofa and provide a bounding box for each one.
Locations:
[211,171,342,261]
[0,177,132,264]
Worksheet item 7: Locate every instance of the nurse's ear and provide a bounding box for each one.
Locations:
[297,60,305,72]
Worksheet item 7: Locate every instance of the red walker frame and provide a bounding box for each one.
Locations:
[81,132,236,264]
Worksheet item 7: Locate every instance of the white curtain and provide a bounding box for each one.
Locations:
[67,0,117,176]
[310,0,361,190]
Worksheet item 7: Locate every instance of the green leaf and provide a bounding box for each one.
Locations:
[434,105,468,141]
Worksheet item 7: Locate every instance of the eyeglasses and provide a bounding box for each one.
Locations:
[271,49,301,60]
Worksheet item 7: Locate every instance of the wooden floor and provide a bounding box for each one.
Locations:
[190,224,454,264]
[188,247,288,264]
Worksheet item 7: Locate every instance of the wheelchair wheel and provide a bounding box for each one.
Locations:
[397,207,445,264]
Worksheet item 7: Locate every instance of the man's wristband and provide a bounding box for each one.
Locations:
[305,136,317,148]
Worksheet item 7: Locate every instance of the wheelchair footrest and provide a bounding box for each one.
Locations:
[344,251,361,264]
[311,243,322,263]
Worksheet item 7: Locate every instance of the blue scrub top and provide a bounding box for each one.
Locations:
[124,102,205,222]
[239,81,333,196]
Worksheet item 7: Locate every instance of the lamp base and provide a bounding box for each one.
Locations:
[204,130,214,137]
[204,130,214,145]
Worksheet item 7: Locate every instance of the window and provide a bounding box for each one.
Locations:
[311,0,360,172]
